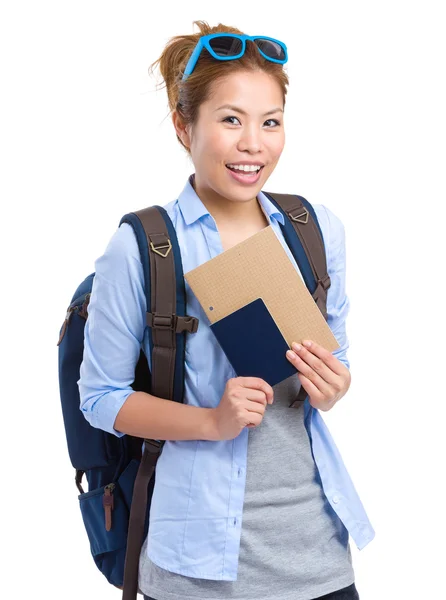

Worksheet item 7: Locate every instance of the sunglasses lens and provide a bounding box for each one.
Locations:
[255,38,286,61]
[209,36,243,57]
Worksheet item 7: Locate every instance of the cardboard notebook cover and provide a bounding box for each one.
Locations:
[184,225,339,382]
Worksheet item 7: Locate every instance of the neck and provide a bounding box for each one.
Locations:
[191,174,267,228]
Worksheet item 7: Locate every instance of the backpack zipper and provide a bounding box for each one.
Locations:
[103,483,116,532]
[57,306,79,346]
[57,292,90,346]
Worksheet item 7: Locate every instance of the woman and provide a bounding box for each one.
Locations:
[79,20,374,600]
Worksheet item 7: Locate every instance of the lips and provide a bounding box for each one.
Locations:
[225,165,264,173]
[225,164,264,185]
[226,164,264,171]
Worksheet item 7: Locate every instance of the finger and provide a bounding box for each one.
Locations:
[239,377,274,404]
[298,373,324,404]
[299,374,337,412]
[299,340,345,376]
[287,346,337,388]
[244,399,267,415]
[245,411,263,427]
[245,389,269,406]
[289,343,339,385]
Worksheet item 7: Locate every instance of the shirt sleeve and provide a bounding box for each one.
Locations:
[317,205,351,370]
[77,222,147,437]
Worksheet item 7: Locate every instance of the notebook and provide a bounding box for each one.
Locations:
[185,225,339,353]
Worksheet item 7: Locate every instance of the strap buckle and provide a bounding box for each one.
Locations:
[150,239,172,258]
[147,312,199,334]
[317,273,331,291]
[288,207,309,224]
[177,316,199,334]
[148,313,176,330]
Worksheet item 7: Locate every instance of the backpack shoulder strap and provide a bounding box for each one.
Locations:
[120,205,198,402]
[118,205,198,600]
[263,192,331,320]
[263,192,331,409]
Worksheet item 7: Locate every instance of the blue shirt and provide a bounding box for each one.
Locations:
[78,175,375,580]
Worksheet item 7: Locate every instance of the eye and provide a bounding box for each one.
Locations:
[223,116,241,125]
[222,116,281,127]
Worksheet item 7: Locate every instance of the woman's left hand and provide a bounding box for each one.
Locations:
[286,340,351,411]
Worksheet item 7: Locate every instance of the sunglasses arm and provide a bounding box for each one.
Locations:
[182,40,205,81]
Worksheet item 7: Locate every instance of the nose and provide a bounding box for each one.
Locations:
[236,124,262,154]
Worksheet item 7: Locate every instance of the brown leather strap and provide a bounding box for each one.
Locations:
[266,193,331,320]
[266,193,331,410]
[122,441,161,600]
[290,383,311,408]
[135,206,178,401]
[122,207,178,600]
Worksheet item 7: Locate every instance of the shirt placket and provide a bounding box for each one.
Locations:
[198,213,251,577]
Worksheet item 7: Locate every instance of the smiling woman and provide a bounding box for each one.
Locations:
[155,24,289,226]
[75,18,371,600]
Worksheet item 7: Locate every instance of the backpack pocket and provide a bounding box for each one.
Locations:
[78,459,140,587]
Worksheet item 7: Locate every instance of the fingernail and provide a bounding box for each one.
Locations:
[286,350,295,359]
[303,340,312,347]
[292,343,302,351]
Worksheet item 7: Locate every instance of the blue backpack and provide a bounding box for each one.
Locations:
[57,192,331,600]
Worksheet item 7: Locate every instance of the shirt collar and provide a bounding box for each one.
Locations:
[177,175,210,226]
[177,174,285,227]
[257,190,285,226]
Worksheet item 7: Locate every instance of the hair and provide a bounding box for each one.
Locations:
[148,20,289,153]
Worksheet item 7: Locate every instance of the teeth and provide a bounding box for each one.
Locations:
[227,164,262,172]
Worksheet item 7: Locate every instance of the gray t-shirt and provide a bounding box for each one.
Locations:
[139,374,355,600]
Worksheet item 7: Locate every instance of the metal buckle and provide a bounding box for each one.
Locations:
[289,207,309,224]
[150,239,172,258]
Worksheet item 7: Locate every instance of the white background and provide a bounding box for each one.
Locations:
[1,1,445,598]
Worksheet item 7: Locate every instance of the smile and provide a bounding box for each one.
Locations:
[225,164,264,185]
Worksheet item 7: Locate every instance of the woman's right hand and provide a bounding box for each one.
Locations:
[209,377,274,441]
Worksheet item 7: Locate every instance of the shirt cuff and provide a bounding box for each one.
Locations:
[80,388,135,438]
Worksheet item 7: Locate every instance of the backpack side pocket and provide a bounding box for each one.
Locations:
[78,459,140,587]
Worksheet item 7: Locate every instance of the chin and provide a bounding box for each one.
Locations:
[230,188,263,203]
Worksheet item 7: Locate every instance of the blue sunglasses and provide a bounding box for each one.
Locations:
[182,33,288,81]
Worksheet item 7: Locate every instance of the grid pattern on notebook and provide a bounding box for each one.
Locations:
[184,226,339,352]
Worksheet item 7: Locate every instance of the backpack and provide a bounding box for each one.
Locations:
[57,192,332,600]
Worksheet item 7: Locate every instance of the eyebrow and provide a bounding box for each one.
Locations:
[215,104,284,116]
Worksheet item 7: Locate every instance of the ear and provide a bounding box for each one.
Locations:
[172,110,191,149]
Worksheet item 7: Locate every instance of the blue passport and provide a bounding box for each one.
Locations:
[210,297,297,387]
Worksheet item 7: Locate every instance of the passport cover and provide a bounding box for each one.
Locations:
[210,297,297,387]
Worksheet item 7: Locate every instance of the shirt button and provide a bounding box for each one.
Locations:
[332,495,340,504]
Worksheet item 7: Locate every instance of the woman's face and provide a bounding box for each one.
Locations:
[182,70,285,206]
